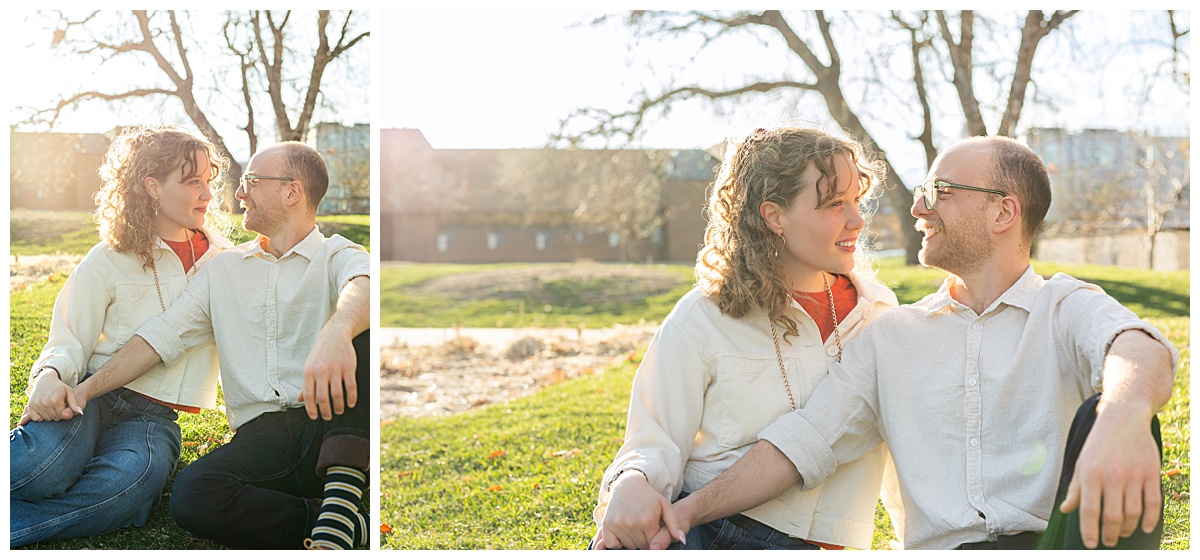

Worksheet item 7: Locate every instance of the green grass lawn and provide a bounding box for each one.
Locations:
[380,262,695,328]
[9,209,370,255]
[379,261,1191,550]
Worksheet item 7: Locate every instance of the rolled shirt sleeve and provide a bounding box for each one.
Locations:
[1053,276,1180,391]
[758,323,885,491]
[135,261,216,367]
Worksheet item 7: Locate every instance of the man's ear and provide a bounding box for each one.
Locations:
[759,201,784,235]
[283,180,304,208]
[993,195,1021,235]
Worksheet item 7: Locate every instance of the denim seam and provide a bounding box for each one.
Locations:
[11,416,162,541]
[10,416,89,491]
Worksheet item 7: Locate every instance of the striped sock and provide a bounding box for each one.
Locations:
[307,465,367,550]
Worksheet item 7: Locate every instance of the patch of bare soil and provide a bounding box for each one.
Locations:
[410,263,682,305]
[380,325,656,420]
[10,254,83,291]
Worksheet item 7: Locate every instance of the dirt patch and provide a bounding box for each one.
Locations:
[379,325,655,420]
[10,254,83,291]
[410,264,683,305]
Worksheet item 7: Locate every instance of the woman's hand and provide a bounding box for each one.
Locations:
[597,471,678,550]
[19,369,83,426]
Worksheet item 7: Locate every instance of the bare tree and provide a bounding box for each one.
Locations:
[559,10,1077,264]
[37,10,245,180]
[1140,135,1189,268]
[246,10,369,142]
[23,10,368,194]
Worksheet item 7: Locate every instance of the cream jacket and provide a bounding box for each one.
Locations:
[597,271,899,549]
[30,228,234,409]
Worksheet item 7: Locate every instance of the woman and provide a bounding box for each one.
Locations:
[593,127,898,550]
[10,126,235,546]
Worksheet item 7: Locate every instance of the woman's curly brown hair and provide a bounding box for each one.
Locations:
[696,126,887,341]
[94,126,232,270]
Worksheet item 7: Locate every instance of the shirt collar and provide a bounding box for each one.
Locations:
[925,265,1044,316]
[241,225,324,260]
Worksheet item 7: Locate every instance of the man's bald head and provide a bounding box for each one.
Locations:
[945,136,1052,243]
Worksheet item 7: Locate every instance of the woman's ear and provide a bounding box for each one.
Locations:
[144,176,160,201]
[759,200,784,235]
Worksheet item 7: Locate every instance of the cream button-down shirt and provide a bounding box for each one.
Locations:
[137,227,370,431]
[597,271,899,549]
[759,266,1179,549]
[31,228,233,408]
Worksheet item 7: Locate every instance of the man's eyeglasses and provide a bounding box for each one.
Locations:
[913,179,1008,210]
[239,174,294,193]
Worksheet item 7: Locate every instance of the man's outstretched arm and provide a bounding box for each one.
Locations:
[1061,329,1175,549]
[302,275,369,421]
[70,335,164,412]
[646,440,802,549]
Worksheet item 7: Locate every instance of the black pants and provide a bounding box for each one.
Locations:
[958,392,1164,550]
[169,331,371,549]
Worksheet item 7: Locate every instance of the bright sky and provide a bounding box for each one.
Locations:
[384,10,1191,185]
[6,10,370,163]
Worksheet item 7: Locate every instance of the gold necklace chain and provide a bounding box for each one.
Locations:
[771,272,843,412]
[150,230,197,313]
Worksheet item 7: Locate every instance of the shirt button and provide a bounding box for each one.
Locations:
[968,378,978,387]
[269,340,276,347]
[972,324,981,330]
[970,438,980,447]
[973,495,983,503]
[826,346,839,357]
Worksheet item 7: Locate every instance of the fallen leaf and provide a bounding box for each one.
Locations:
[381,419,395,427]
[397,471,414,478]
[549,368,568,384]
[489,485,503,492]
[487,449,507,459]
[182,441,200,448]
[1164,468,1182,477]
[380,523,393,534]
[532,483,541,489]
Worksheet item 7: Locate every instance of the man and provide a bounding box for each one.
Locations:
[602,136,1177,550]
[57,141,371,550]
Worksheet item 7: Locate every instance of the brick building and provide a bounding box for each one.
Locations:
[380,128,718,264]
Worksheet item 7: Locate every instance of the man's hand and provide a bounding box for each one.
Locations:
[1059,400,1162,548]
[300,327,358,421]
[1057,329,1174,549]
[595,472,686,550]
[19,369,84,426]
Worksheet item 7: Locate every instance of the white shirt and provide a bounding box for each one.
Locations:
[759,266,1180,549]
[598,271,899,549]
[137,227,370,431]
[31,229,233,408]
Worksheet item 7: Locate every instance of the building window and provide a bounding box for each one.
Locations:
[651,226,664,245]
[487,233,499,250]
[437,234,450,253]
[536,232,547,251]
[608,231,621,248]
[575,231,586,245]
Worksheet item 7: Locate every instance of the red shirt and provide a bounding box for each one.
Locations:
[161,229,210,273]
[793,274,858,342]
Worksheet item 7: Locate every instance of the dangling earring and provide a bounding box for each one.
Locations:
[151,199,161,216]
[774,232,785,258]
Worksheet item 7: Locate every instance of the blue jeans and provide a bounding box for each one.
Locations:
[9,387,182,547]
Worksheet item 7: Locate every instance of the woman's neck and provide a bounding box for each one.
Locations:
[153,217,191,243]
[789,270,832,293]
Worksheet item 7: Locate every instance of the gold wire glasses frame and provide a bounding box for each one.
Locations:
[914,179,1008,210]
[238,174,294,193]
